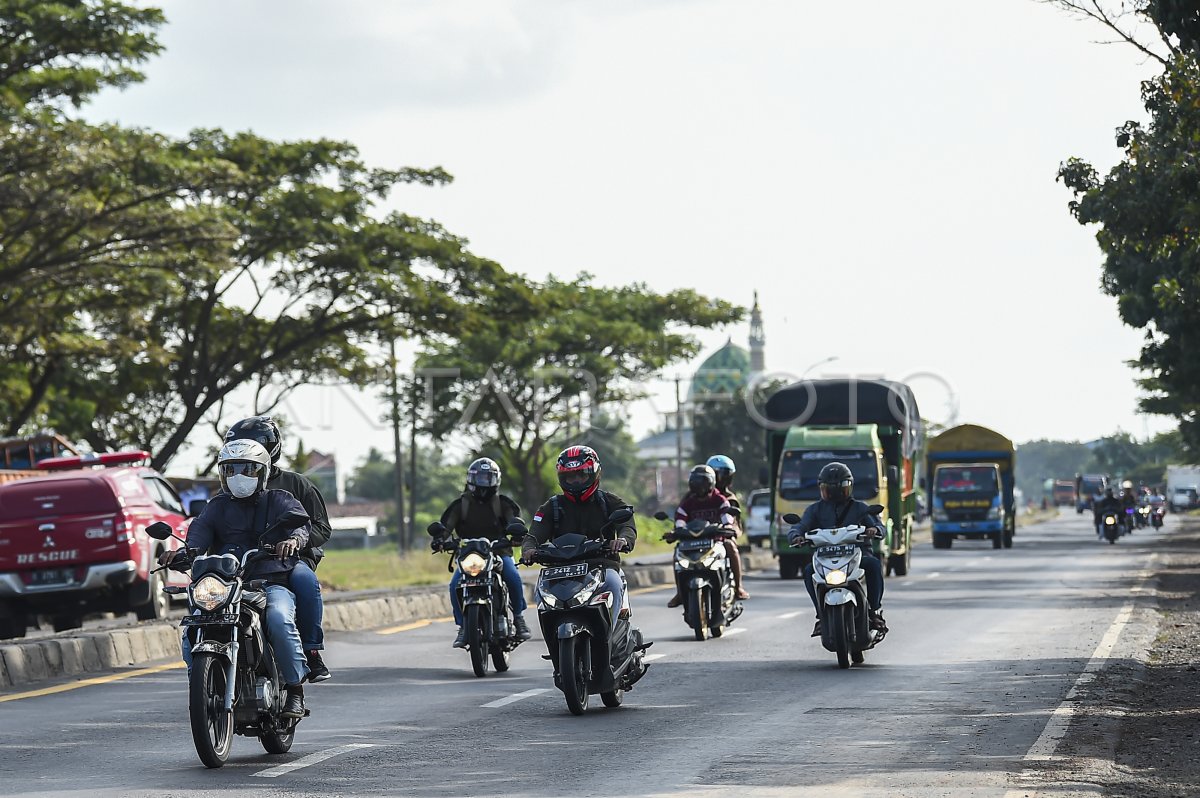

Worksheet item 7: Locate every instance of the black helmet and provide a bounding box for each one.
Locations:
[818,462,854,503]
[689,464,716,496]
[557,446,601,502]
[225,416,282,466]
[466,457,501,502]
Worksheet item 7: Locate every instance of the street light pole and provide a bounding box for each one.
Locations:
[800,355,839,380]
[389,337,408,553]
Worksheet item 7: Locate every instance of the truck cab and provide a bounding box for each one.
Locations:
[930,463,1005,545]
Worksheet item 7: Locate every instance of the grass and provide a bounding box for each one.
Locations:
[1017,506,1060,527]
[319,514,681,592]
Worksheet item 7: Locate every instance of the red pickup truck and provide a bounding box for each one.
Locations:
[0,451,195,639]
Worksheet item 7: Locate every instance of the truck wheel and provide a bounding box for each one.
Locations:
[1002,529,1014,549]
[932,535,951,550]
[991,533,1003,550]
[0,605,27,640]
[889,549,910,576]
[51,614,83,633]
[779,556,801,580]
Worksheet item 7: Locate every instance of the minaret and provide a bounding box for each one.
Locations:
[749,291,765,373]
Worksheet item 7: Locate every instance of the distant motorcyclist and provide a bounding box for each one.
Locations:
[666,464,750,607]
[1120,480,1138,532]
[164,439,311,717]
[226,416,333,682]
[430,457,530,648]
[787,462,885,637]
[1093,488,1122,539]
[521,446,637,618]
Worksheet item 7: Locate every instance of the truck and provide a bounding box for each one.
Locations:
[1167,465,1200,512]
[764,378,922,579]
[925,425,1016,550]
[1052,480,1077,507]
[1075,473,1109,513]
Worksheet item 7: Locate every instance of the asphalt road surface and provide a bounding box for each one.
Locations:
[0,509,1158,797]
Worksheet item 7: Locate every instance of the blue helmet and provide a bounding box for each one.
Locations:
[707,455,736,489]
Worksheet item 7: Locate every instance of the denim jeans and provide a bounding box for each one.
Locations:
[804,552,884,613]
[289,562,323,651]
[450,555,527,626]
[181,583,309,687]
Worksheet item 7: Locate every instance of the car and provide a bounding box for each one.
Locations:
[743,488,772,546]
[1171,487,1198,513]
[0,451,199,639]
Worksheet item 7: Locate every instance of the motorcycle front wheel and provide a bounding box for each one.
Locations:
[189,653,234,768]
[559,636,589,716]
[689,587,709,641]
[825,605,850,669]
[466,604,489,678]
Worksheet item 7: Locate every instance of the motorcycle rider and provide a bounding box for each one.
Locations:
[164,439,311,717]
[666,464,750,607]
[431,457,531,648]
[1120,480,1139,533]
[1093,487,1122,538]
[708,454,738,504]
[786,462,886,637]
[520,446,636,618]
[225,416,333,682]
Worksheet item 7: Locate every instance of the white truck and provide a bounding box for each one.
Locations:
[1166,465,1200,512]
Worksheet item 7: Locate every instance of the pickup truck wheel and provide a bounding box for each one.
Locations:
[0,613,27,640]
[135,569,169,621]
[52,614,83,633]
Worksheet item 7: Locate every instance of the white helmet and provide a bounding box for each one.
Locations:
[217,439,271,500]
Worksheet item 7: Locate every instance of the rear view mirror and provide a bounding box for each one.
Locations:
[653,510,671,521]
[781,513,801,525]
[276,508,309,532]
[427,521,447,537]
[146,521,174,540]
[867,504,885,515]
[505,519,527,535]
[607,507,635,525]
[187,499,208,518]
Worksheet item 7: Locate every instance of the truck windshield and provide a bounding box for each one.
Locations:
[935,467,997,494]
[1080,477,1105,494]
[779,450,878,500]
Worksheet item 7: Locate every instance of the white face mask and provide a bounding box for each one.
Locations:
[227,474,259,499]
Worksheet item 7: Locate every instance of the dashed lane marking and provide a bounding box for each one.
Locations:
[643,653,667,663]
[252,743,376,778]
[0,661,185,704]
[376,617,454,635]
[720,627,747,637]
[776,611,804,620]
[481,688,551,708]
[629,585,673,596]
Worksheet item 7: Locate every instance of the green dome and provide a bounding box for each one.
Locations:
[689,341,751,400]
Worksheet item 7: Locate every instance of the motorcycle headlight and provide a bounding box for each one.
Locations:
[825,569,847,586]
[1104,516,1116,525]
[536,586,560,610]
[460,552,487,577]
[191,575,233,611]
[699,548,721,568]
[569,574,602,607]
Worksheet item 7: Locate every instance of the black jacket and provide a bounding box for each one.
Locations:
[267,469,331,570]
[436,492,521,555]
[788,499,883,553]
[524,489,635,565]
[185,489,310,582]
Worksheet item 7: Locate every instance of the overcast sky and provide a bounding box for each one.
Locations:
[85,0,1173,479]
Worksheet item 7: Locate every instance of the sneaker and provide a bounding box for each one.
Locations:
[811,618,822,637]
[513,615,532,640]
[306,650,331,683]
[869,610,887,631]
[452,626,467,648]
[666,593,683,608]
[282,686,305,718]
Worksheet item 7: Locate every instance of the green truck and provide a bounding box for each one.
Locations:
[764,378,923,579]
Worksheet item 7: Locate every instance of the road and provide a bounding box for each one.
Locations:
[0,509,1157,797]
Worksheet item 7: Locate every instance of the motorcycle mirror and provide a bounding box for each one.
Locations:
[653,510,671,521]
[607,507,635,525]
[427,521,447,536]
[866,504,885,515]
[781,513,801,525]
[505,519,527,535]
[145,521,174,541]
[262,509,309,541]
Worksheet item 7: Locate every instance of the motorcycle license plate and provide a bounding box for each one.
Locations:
[461,578,487,587]
[820,545,858,557]
[28,568,74,586]
[542,563,587,580]
[679,539,714,551]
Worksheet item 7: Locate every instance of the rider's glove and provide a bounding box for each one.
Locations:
[276,537,302,559]
[520,547,536,566]
[787,530,805,547]
[607,538,630,556]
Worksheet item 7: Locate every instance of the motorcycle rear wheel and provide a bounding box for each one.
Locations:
[189,653,233,768]
[689,588,709,641]
[466,605,489,678]
[491,642,511,672]
[559,636,589,716]
[851,649,865,664]
[260,726,295,755]
[601,687,624,708]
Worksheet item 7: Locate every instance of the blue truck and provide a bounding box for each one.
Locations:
[925,424,1016,550]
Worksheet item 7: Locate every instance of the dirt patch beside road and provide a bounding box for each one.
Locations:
[1019,515,1200,797]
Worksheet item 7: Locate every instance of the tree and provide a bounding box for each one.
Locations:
[1053,1,1200,453]
[1012,439,1093,500]
[417,276,743,511]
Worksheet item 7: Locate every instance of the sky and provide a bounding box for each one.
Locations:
[84,0,1175,481]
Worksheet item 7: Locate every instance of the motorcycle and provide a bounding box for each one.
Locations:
[1099,511,1122,544]
[1152,506,1165,529]
[1135,504,1151,529]
[428,521,524,677]
[783,505,887,669]
[653,509,743,641]
[146,512,309,768]
[513,508,652,716]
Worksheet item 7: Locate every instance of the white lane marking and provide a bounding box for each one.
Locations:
[721,627,747,637]
[481,688,550,708]
[1021,601,1136,762]
[776,611,804,620]
[252,743,374,778]
[926,572,941,579]
[644,653,667,663]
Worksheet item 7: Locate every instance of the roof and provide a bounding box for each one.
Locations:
[327,501,386,519]
[636,428,695,462]
[689,341,751,401]
[764,379,923,457]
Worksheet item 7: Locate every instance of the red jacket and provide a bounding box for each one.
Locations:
[675,489,734,528]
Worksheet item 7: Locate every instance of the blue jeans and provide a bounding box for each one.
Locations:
[289,562,323,651]
[804,552,884,613]
[450,555,527,626]
[181,583,309,687]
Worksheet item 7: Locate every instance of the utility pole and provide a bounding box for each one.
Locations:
[408,377,419,551]
[675,376,684,496]
[389,337,408,552]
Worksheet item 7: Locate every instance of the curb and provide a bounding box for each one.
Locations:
[0,550,773,690]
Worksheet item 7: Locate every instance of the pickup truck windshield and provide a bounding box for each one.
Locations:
[779,449,878,500]
[935,467,998,494]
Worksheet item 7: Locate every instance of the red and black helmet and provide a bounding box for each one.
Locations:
[557,445,601,502]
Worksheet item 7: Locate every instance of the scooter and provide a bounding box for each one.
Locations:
[784,504,887,669]
[1099,511,1122,544]
[1152,506,1165,529]
[512,508,651,715]
[653,509,743,641]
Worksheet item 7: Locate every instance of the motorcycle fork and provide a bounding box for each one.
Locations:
[223,625,240,712]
